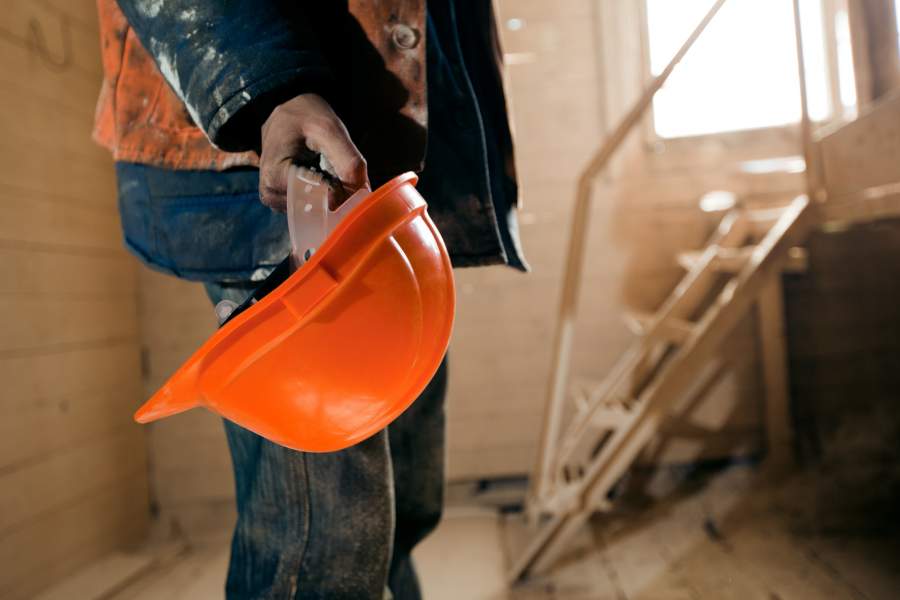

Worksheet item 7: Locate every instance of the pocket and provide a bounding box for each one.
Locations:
[153,192,289,281]
[116,163,290,281]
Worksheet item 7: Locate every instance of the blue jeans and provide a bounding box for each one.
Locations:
[206,282,447,599]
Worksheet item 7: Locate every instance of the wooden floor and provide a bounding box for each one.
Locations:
[506,465,900,600]
[41,465,900,599]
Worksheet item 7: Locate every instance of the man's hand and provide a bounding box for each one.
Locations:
[259,94,369,211]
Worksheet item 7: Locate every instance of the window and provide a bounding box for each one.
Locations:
[835,7,857,116]
[645,0,845,139]
[896,0,900,53]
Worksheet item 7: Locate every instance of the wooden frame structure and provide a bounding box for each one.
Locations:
[512,193,817,579]
[511,0,900,583]
[529,0,731,518]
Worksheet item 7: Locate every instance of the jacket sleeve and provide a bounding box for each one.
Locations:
[116,0,333,152]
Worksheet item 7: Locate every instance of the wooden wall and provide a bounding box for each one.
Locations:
[785,79,900,531]
[137,269,232,536]
[0,1,149,598]
[784,219,900,531]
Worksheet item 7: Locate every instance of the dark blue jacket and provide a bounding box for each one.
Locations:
[114,0,526,281]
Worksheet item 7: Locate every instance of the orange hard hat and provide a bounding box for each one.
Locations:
[134,172,455,452]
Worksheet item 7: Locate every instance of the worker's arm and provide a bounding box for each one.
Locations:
[117,0,328,151]
[259,94,368,210]
[116,0,368,208]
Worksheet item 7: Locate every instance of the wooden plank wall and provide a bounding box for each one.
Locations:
[817,90,900,222]
[0,1,149,597]
[783,220,900,526]
[137,269,231,536]
[819,91,900,198]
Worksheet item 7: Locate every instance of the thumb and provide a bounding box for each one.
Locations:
[305,120,369,193]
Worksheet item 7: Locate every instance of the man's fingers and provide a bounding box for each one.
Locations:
[259,159,290,211]
[303,118,369,192]
[258,94,368,212]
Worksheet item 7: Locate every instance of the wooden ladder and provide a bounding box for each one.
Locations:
[509,0,825,582]
[509,197,818,581]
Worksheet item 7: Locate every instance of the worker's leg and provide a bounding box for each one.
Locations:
[387,356,448,600]
[206,282,395,599]
[223,423,395,598]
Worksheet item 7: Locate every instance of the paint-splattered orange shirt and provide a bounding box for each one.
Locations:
[93,0,257,170]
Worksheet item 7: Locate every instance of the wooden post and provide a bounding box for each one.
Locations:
[793,0,825,201]
[847,0,900,107]
[757,277,794,473]
[821,0,844,119]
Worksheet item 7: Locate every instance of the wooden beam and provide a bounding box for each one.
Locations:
[677,247,753,273]
[677,246,808,273]
[757,276,794,472]
[847,0,900,106]
[624,312,697,345]
[819,90,900,198]
[822,0,845,120]
[821,182,900,224]
[589,405,633,430]
[747,207,791,235]
[793,0,825,200]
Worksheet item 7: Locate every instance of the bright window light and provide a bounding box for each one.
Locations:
[646,0,830,138]
[835,7,857,116]
[896,0,900,52]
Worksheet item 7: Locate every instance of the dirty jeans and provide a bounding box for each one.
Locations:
[205,281,447,599]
